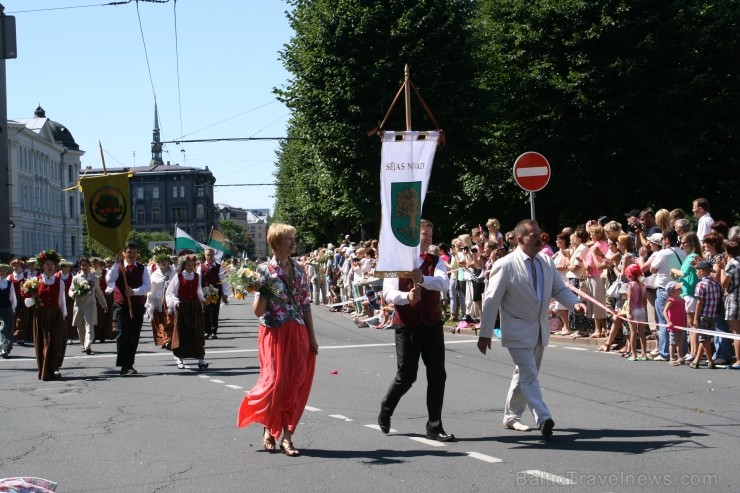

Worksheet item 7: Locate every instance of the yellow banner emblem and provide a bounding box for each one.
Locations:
[81,172,131,254]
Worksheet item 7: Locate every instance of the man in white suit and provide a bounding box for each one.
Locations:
[478,220,586,438]
[70,257,107,355]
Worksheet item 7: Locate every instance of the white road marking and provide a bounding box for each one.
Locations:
[409,437,447,447]
[516,166,549,177]
[225,384,243,389]
[198,374,209,379]
[209,379,225,384]
[329,414,353,422]
[466,452,502,463]
[520,470,575,485]
[365,424,397,433]
[562,347,589,351]
[304,406,322,412]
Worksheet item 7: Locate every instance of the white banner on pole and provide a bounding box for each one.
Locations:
[376,131,439,274]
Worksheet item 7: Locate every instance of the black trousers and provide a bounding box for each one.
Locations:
[380,321,447,431]
[114,303,145,369]
[204,303,221,335]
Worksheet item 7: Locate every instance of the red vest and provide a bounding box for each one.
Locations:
[99,269,107,291]
[57,272,73,302]
[201,262,222,293]
[113,263,146,306]
[178,272,200,301]
[37,275,61,308]
[393,254,443,328]
[9,272,24,301]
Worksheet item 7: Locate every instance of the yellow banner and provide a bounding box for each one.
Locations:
[81,172,131,254]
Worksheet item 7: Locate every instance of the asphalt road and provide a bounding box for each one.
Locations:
[1,298,739,492]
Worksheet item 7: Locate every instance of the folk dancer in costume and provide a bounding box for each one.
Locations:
[166,254,208,370]
[106,242,151,376]
[0,263,17,358]
[23,250,68,381]
[58,259,77,345]
[92,257,115,343]
[377,219,456,442]
[9,258,32,345]
[237,223,318,457]
[199,248,229,339]
[146,253,177,349]
[69,257,107,355]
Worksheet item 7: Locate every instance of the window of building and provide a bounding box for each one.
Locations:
[172,208,185,222]
[172,185,178,198]
[180,185,185,198]
[196,204,205,219]
[196,186,204,197]
[69,196,74,217]
[197,228,205,242]
[137,187,144,200]
[152,187,159,199]
[152,208,160,223]
[71,236,76,257]
[137,208,145,223]
[68,165,73,183]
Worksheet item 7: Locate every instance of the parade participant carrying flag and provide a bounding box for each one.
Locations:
[369,66,454,442]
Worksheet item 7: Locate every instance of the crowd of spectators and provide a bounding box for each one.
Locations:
[297,197,740,369]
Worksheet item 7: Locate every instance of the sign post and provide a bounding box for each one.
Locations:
[513,151,551,220]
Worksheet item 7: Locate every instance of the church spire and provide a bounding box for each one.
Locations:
[150,102,164,166]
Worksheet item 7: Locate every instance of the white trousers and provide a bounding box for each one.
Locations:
[75,320,95,350]
[504,341,551,427]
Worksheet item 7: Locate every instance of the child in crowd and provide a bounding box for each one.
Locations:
[663,281,687,366]
[625,264,649,361]
[691,260,722,369]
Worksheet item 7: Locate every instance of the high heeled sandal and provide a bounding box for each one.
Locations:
[280,438,300,457]
[262,428,276,452]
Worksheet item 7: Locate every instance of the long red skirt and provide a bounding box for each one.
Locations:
[237,320,316,439]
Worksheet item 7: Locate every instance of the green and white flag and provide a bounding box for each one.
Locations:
[376,131,439,274]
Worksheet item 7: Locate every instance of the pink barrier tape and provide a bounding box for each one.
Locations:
[565,282,740,341]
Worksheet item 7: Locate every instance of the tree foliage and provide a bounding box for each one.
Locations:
[274,0,740,242]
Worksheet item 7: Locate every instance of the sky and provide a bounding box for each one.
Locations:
[4,0,294,213]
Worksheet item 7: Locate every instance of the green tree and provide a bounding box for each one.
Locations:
[274,0,489,242]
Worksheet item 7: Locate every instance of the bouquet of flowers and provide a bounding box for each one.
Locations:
[203,285,221,305]
[20,277,42,307]
[227,265,278,300]
[71,279,92,298]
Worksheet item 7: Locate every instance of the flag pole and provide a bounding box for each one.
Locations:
[99,141,108,175]
[404,64,411,132]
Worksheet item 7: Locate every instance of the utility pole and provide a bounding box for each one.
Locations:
[0,3,17,261]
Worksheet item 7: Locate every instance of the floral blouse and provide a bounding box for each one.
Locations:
[256,257,311,328]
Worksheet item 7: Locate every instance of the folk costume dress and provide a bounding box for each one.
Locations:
[166,271,206,360]
[28,273,68,381]
[0,276,17,357]
[95,267,116,342]
[147,265,177,347]
[237,257,316,440]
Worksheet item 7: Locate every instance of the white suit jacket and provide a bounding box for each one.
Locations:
[480,248,580,348]
[70,272,107,326]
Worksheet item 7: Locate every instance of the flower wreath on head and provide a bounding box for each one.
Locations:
[178,254,198,267]
[59,258,73,267]
[151,245,173,258]
[153,252,172,264]
[36,249,61,266]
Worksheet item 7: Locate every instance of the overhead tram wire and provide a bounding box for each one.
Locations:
[172,0,186,157]
[173,101,278,141]
[136,0,158,104]
[9,1,170,15]
[160,137,306,144]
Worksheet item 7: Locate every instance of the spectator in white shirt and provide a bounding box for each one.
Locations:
[692,197,714,241]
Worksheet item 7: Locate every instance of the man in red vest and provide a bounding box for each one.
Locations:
[377,219,455,441]
[107,242,151,375]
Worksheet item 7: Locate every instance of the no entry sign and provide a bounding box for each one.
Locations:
[513,152,551,192]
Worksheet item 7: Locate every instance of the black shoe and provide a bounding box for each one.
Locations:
[211,334,218,339]
[205,334,211,340]
[540,418,555,438]
[161,343,167,349]
[426,428,456,442]
[53,370,62,380]
[127,367,138,375]
[378,414,391,434]
[165,342,171,350]
[86,348,93,355]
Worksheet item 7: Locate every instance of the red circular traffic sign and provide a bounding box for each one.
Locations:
[513,151,551,192]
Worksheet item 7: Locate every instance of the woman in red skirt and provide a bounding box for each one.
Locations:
[23,250,67,381]
[236,223,319,457]
[166,254,208,370]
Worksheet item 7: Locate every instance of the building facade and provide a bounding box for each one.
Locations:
[217,204,270,259]
[7,106,84,261]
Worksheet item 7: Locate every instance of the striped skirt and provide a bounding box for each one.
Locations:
[171,299,205,359]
